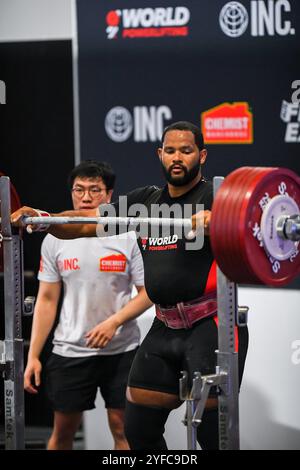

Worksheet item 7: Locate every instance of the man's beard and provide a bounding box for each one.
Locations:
[161,161,201,187]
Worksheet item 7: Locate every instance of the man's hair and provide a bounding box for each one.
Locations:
[161,121,204,151]
[68,160,116,190]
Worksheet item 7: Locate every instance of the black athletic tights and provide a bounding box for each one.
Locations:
[125,401,219,450]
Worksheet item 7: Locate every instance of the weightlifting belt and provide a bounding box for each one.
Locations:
[155,291,217,330]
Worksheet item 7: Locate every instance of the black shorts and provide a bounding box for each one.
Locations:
[46,348,138,413]
[128,317,248,396]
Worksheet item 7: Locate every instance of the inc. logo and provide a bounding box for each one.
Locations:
[219,2,249,38]
[105,107,133,142]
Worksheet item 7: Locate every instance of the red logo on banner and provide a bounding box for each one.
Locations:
[201,102,253,144]
[106,11,121,27]
[100,254,127,272]
[105,7,190,40]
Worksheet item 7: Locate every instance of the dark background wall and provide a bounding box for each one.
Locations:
[77,0,300,197]
[0,40,74,426]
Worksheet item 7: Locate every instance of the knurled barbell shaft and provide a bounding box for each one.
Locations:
[20,216,194,230]
[1,215,300,240]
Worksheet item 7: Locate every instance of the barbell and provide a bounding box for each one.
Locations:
[0,167,300,286]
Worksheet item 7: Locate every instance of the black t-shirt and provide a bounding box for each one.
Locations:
[100,179,215,305]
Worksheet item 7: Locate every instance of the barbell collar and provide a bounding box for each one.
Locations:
[278,214,300,242]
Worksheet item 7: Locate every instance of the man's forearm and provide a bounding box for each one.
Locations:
[48,209,98,239]
[27,301,58,360]
[112,288,153,327]
[11,207,100,239]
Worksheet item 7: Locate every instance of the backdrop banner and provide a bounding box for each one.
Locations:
[76,0,300,197]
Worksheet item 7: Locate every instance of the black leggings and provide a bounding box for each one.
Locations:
[125,318,248,450]
[125,401,219,450]
[125,401,170,450]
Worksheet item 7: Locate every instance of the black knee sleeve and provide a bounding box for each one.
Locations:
[124,401,170,450]
[197,408,219,450]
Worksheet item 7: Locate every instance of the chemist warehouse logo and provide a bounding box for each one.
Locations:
[105,6,190,39]
[100,254,127,272]
[201,102,253,144]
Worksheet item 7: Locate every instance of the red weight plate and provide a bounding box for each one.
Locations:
[210,169,240,271]
[233,167,274,284]
[226,169,261,283]
[212,167,257,282]
[0,172,21,272]
[239,168,300,286]
[211,167,271,284]
[210,168,244,279]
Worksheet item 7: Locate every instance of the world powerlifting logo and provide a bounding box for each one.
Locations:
[140,236,178,251]
[105,6,190,39]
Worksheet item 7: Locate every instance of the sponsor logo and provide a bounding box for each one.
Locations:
[142,235,178,251]
[201,102,253,144]
[100,254,127,272]
[0,80,6,104]
[141,238,148,251]
[105,105,172,142]
[105,107,133,143]
[219,2,249,38]
[58,258,80,271]
[219,0,295,38]
[280,99,300,143]
[105,6,190,39]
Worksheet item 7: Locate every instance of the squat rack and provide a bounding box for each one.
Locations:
[0,176,25,449]
[0,174,242,450]
[180,177,242,450]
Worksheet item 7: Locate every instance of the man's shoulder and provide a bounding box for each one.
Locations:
[42,233,57,246]
[128,185,161,199]
[202,179,213,193]
[122,185,162,206]
[189,179,213,208]
[201,180,214,208]
[42,232,64,250]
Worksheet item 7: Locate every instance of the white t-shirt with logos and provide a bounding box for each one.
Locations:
[38,232,144,357]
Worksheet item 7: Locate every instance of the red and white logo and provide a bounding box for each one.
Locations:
[100,254,127,272]
[145,235,178,251]
[58,258,80,271]
[105,7,190,39]
[201,102,253,144]
[140,238,148,251]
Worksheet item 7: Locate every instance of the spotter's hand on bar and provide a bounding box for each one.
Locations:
[11,206,41,233]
